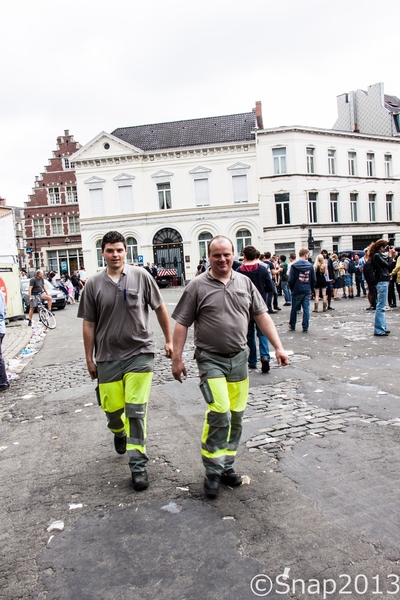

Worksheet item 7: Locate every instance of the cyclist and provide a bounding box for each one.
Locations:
[27,269,53,326]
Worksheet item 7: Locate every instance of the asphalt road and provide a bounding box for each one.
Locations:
[1,290,400,600]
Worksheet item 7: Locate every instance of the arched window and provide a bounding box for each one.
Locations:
[96,240,106,268]
[198,232,213,260]
[126,236,138,264]
[236,229,252,256]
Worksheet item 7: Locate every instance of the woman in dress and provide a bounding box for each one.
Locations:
[313,254,328,312]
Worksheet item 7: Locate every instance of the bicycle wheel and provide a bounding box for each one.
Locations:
[38,306,57,329]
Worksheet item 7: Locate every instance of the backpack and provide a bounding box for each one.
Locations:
[347,260,356,274]
[363,260,377,286]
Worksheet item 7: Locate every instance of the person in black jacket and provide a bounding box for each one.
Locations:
[237,246,273,373]
[288,248,316,332]
[372,239,396,336]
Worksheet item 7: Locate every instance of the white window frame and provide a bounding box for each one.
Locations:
[236,229,252,255]
[308,191,318,223]
[368,193,376,222]
[157,182,172,210]
[66,185,77,203]
[306,147,315,174]
[68,215,80,234]
[384,154,392,178]
[386,194,393,221]
[64,158,74,169]
[114,173,135,214]
[330,192,338,223]
[228,163,250,204]
[96,240,106,268]
[194,178,210,207]
[151,170,173,211]
[328,149,336,175]
[33,218,45,236]
[348,152,357,176]
[126,236,138,263]
[85,176,106,217]
[231,174,248,204]
[273,148,287,175]
[190,166,211,207]
[50,217,63,236]
[275,193,290,225]
[48,187,61,205]
[198,231,213,260]
[350,192,358,222]
[367,153,375,177]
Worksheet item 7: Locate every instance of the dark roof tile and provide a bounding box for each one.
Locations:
[111,111,256,151]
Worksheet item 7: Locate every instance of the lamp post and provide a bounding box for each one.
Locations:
[33,227,39,270]
[64,237,71,275]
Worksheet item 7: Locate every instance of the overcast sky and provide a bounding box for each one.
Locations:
[1,0,399,207]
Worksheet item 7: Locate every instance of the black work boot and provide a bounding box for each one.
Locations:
[220,468,243,487]
[114,434,126,455]
[204,473,220,498]
[132,470,149,491]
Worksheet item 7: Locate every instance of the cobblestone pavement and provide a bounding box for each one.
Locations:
[245,380,400,456]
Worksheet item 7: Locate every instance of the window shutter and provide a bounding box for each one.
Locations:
[232,175,248,203]
[194,179,209,206]
[118,185,134,214]
[89,188,104,217]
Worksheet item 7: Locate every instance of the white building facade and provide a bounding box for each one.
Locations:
[257,126,400,256]
[71,109,263,280]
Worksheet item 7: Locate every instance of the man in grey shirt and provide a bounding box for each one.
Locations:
[172,235,289,498]
[78,231,173,491]
[27,270,53,327]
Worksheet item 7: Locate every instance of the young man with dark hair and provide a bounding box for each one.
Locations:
[237,245,273,373]
[288,248,316,332]
[78,231,173,491]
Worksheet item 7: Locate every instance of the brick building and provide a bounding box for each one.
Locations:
[24,131,82,276]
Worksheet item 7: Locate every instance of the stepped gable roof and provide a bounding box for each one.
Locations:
[111,111,257,152]
[384,94,400,113]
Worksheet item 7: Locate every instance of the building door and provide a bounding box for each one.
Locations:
[153,228,185,284]
[352,234,382,252]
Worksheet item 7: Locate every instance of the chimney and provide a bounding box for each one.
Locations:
[64,129,69,136]
[0,197,6,207]
[255,101,263,129]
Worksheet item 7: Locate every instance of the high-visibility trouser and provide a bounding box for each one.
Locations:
[195,348,249,475]
[96,354,154,473]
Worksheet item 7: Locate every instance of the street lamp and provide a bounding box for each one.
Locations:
[33,227,39,269]
[64,237,71,275]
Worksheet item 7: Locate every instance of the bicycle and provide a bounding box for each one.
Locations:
[33,295,57,329]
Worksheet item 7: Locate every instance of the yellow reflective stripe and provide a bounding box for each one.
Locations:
[226,379,249,412]
[98,380,124,413]
[201,447,229,459]
[206,378,230,412]
[123,371,153,404]
[127,442,146,453]
[201,407,211,446]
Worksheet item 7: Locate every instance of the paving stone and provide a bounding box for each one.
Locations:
[306,423,327,429]
[257,427,274,433]
[325,424,347,431]
[307,427,327,434]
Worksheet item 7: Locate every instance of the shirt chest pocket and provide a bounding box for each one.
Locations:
[126,289,139,308]
[231,289,251,311]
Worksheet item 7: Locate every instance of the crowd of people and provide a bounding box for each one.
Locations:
[16,233,400,497]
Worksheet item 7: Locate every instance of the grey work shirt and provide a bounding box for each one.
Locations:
[172,269,267,355]
[77,265,164,362]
